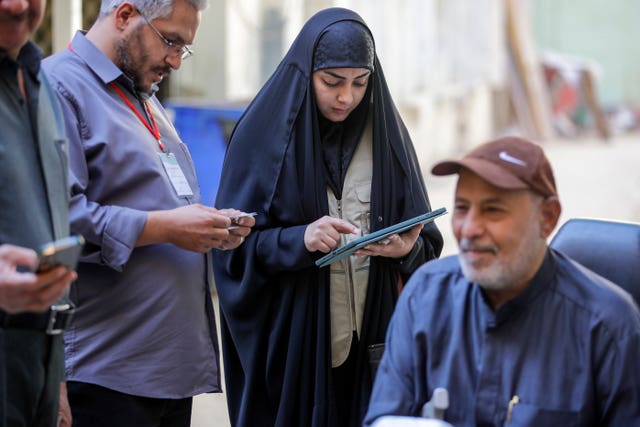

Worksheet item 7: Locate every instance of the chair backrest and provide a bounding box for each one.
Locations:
[550,218,640,304]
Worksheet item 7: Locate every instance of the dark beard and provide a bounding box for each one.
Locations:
[115,27,151,94]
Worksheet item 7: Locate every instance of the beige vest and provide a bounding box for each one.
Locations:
[327,121,373,367]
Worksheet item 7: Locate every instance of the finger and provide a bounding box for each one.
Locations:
[36,282,69,305]
[225,234,245,247]
[386,234,401,245]
[0,270,38,289]
[309,233,336,253]
[210,227,231,241]
[321,230,342,248]
[403,224,424,240]
[22,278,71,312]
[36,265,74,289]
[211,213,232,228]
[216,208,240,216]
[316,241,333,253]
[235,216,256,228]
[228,225,252,237]
[330,219,359,235]
[0,245,38,271]
[358,245,385,257]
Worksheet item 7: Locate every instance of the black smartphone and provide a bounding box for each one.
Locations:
[36,235,85,273]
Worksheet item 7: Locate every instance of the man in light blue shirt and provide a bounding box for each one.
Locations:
[365,137,640,426]
[42,1,254,426]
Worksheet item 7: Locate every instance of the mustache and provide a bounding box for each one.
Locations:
[152,66,172,76]
[0,10,30,23]
[459,239,496,254]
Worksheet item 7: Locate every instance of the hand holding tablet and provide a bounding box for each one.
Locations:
[315,207,447,268]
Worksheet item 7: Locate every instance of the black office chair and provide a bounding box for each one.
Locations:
[550,218,640,305]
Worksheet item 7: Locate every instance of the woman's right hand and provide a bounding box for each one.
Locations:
[304,216,359,253]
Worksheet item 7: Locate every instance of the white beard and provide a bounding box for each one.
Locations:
[459,214,545,292]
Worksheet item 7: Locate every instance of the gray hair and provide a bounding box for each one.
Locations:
[99,0,208,20]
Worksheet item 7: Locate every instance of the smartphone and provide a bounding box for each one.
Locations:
[36,235,85,273]
[228,212,258,230]
[228,212,258,221]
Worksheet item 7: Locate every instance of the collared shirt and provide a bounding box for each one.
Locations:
[1,41,69,249]
[365,250,640,426]
[42,31,220,398]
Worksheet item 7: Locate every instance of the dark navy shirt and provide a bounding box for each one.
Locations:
[365,250,640,426]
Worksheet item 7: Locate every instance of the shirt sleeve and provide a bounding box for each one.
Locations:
[254,224,317,273]
[596,315,640,426]
[53,81,147,272]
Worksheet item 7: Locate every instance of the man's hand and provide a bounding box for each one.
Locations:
[0,245,76,314]
[58,382,72,427]
[216,209,256,251]
[139,204,232,252]
[304,216,359,253]
[139,204,257,252]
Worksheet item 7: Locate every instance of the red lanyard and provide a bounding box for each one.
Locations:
[67,44,166,152]
[109,82,166,152]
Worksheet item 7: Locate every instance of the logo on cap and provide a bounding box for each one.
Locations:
[498,150,527,167]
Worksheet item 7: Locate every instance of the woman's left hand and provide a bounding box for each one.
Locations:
[353,224,423,259]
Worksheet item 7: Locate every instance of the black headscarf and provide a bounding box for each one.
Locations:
[314,20,374,199]
[214,8,443,427]
[312,20,374,72]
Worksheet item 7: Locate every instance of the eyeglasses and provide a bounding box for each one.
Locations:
[138,11,194,60]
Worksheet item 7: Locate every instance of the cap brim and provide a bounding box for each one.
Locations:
[432,158,529,190]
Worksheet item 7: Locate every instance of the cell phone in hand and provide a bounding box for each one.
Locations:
[228,212,258,221]
[36,235,85,273]
[228,212,258,230]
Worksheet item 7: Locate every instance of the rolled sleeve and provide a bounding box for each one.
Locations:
[69,193,147,271]
[100,205,147,270]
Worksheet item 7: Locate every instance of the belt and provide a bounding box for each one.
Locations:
[0,303,75,335]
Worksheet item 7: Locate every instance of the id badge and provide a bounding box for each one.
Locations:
[158,152,194,197]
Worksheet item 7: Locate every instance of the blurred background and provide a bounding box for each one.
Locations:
[36,0,640,209]
[36,1,640,425]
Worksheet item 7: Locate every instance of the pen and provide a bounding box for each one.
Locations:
[507,395,519,423]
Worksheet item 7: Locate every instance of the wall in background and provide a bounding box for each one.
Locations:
[534,0,640,107]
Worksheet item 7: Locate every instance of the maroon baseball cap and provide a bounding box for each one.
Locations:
[431,136,557,197]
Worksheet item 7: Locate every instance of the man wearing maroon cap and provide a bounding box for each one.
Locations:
[365,136,640,426]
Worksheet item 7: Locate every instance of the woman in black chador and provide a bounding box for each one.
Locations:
[214,8,443,427]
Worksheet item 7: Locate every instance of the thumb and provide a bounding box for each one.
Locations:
[0,245,38,271]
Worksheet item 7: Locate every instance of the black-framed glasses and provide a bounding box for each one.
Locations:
[138,11,194,60]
